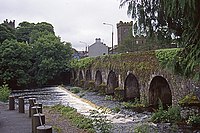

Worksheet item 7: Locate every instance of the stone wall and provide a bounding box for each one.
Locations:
[73,50,200,106]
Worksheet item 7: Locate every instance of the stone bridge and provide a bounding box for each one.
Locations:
[71,50,199,107]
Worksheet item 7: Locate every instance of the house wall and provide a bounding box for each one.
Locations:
[88,38,108,57]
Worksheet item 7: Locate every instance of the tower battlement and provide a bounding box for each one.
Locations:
[117,21,133,45]
[117,21,133,28]
[3,19,15,28]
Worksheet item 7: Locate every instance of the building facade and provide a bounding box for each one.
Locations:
[88,38,108,57]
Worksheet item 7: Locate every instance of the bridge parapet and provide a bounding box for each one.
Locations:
[71,49,199,107]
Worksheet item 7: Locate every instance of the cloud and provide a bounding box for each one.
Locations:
[0,0,131,50]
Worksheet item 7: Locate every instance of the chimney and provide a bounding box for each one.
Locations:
[95,38,101,43]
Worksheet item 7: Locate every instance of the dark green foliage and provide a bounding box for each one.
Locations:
[151,102,181,123]
[0,23,16,43]
[30,33,72,86]
[187,114,200,125]
[122,98,146,109]
[0,21,72,89]
[155,48,182,72]
[70,87,81,94]
[16,21,34,43]
[121,0,200,80]
[90,109,112,133]
[0,40,32,88]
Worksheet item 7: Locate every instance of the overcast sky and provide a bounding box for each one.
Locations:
[0,0,132,51]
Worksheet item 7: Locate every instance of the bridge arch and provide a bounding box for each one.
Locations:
[124,73,140,101]
[71,69,76,79]
[85,69,92,81]
[95,70,102,86]
[107,70,118,95]
[78,71,83,80]
[149,76,172,108]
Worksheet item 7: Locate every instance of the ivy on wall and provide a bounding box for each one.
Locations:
[71,49,184,82]
[155,48,182,71]
[70,57,95,69]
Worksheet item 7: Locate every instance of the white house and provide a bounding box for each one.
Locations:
[88,38,108,57]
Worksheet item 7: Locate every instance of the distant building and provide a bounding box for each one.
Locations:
[88,38,108,57]
[72,49,88,59]
[117,21,133,45]
[3,19,15,29]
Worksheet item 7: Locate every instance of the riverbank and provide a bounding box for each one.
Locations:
[9,86,200,133]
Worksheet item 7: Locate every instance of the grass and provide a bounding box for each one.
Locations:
[50,104,95,133]
[52,125,62,133]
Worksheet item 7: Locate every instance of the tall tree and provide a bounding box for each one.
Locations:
[0,23,16,43]
[0,40,32,89]
[30,33,72,86]
[16,21,34,43]
[120,0,200,79]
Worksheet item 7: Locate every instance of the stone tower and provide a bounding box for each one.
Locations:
[3,19,15,29]
[117,21,133,45]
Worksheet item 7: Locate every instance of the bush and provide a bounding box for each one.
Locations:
[104,95,114,101]
[70,87,81,94]
[89,108,112,133]
[112,106,121,113]
[187,114,200,126]
[134,123,153,133]
[0,84,11,102]
[151,104,181,123]
[98,83,107,94]
[179,93,200,106]
[122,98,146,109]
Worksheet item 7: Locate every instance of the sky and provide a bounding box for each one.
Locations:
[0,0,132,51]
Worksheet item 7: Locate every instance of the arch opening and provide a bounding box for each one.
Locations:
[78,71,83,80]
[85,70,92,81]
[95,70,102,86]
[124,73,140,101]
[107,70,118,95]
[149,76,172,109]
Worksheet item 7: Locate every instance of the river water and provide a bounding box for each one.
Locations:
[12,86,97,114]
[12,86,181,133]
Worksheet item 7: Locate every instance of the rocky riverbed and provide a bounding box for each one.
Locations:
[11,86,200,133]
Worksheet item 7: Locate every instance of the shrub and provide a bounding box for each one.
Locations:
[179,93,200,106]
[87,81,95,90]
[187,114,200,126]
[134,123,153,133]
[0,84,11,102]
[122,98,146,109]
[70,87,81,94]
[98,83,107,94]
[112,106,121,113]
[89,109,112,133]
[104,95,114,101]
[151,103,181,123]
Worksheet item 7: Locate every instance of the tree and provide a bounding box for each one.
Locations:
[120,0,200,79]
[34,22,55,34]
[0,40,32,89]
[0,21,73,89]
[16,21,34,43]
[30,33,72,86]
[0,23,16,43]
